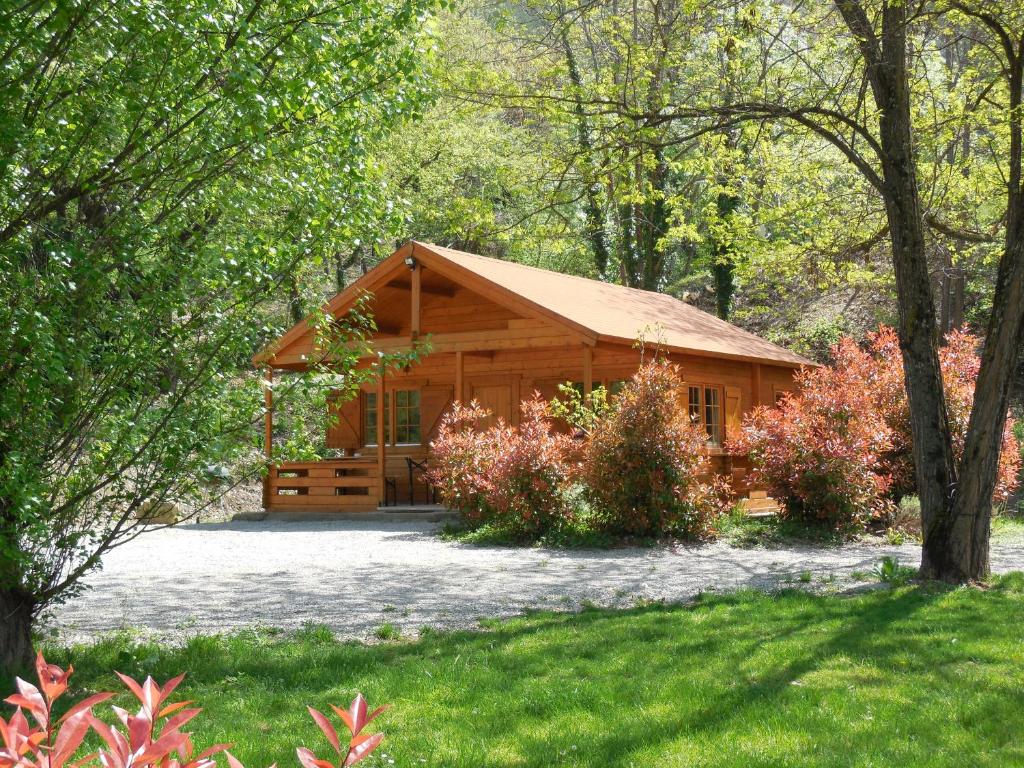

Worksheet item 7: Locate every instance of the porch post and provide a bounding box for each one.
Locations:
[411,262,421,339]
[376,358,386,506]
[262,367,273,510]
[582,345,593,402]
[455,350,464,403]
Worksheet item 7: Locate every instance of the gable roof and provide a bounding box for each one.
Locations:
[256,241,812,368]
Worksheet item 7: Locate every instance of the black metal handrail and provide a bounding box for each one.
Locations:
[405,457,438,505]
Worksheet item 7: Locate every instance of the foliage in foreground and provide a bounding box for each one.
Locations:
[40,579,1024,767]
[0,653,386,768]
[733,326,1021,531]
[0,0,437,671]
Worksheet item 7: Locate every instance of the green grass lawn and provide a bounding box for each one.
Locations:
[44,578,1024,768]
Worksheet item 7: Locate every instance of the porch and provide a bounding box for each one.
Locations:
[262,456,441,513]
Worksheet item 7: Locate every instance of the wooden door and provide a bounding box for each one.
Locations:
[472,384,513,428]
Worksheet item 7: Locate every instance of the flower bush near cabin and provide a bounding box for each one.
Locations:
[0,652,388,768]
[732,326,1021,530]
[426,396,573,537]
[730,339,895,529]
[580,360,727,538]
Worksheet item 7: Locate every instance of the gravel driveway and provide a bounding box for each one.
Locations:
[50,520,1024,644]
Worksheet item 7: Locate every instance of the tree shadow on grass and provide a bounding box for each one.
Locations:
[49,582,1024,767]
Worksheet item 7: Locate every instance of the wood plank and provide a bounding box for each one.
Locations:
[271,475,376,489]
[455,350,464,402]
[411,264,421,338]
[376,363,386,502]
[307,485,373,496]
[274,459,376,470]
[306,466,373,479]
[583,345,593,400]
[264,368,273,461]
[269,493,376,507]
[386,278,456,298]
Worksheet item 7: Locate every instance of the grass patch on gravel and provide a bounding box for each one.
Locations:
[993,514,1024,541]
[42,577,1024,767]
[440,519,618,549]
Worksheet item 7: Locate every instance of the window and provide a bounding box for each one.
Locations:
[364,392,389,446]
[688,385,723,446]
[364,390,422,446]
[394,390,421,445]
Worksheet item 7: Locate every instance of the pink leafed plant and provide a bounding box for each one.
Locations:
[298,695,389,768]
[2,651,113,768]
[2,652,386,768]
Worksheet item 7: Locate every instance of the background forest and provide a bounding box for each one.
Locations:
[290,0,1015,365]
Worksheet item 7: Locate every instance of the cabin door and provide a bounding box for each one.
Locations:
[472,383,513,429]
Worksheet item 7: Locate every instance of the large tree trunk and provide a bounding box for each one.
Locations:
[856,0,961,578]
[930,55,1024,578]
[920,10,1024,581]
[0,586,34,680]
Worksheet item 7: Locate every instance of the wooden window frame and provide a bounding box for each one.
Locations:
[363,388,422,448]
[687,383,724,447]
[363,391,389,448]
[393,389,421,446]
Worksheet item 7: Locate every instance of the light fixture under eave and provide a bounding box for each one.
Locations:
[404,255,417,270]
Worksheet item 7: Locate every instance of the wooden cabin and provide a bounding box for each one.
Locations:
[254,241,811,513]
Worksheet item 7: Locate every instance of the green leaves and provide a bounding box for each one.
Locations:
[0,0,437,609]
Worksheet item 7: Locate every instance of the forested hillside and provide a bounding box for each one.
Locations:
[286,0,1019,366]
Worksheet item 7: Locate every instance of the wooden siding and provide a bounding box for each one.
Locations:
[264,340,799,513]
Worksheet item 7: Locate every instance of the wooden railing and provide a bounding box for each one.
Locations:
[265,458,379,512]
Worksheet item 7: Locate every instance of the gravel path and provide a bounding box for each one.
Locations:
[50,520,1024,644]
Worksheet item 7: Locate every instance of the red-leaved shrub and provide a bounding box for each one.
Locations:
[732,326,1021,529]
[730,339,895,529]
[427,396,572,537]
[1,651,387,768]
[868,327,1020,503]
[579,360,726,538]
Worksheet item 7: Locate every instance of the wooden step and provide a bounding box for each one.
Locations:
[738,494,780,515]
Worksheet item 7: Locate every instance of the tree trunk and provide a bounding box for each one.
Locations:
[712,190,739,319]
[0,587,34,681]
[921,12,1024,581]
[288,272,304,324]
[861,0,961,578]
[561,28,611,278]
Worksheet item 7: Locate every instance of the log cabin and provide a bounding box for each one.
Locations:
[253,240,811,513]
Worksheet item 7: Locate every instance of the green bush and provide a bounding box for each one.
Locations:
[579,360,726,538]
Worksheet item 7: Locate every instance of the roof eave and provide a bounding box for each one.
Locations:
[250,243,416,367]
[595,333,815,368]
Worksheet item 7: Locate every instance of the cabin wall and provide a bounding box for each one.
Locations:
[320,342,799,505]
